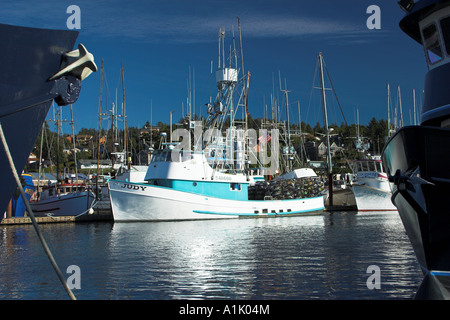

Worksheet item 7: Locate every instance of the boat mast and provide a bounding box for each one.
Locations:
[298,100,307,163]
[56,106,61,183]
[387,83,391,137]
[121,62,130,170]
[318,52,333,205]
[37,123,45,198]
[238,17,245,78]
[281,83,292,173]
[398,85,404,128]
[413,88,417,125]
[318,53,332,172]
[239,18,251,177]
[70,103,78,183]
[96,60,103,198]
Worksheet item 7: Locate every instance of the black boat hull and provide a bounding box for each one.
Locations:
[383,125,450,299]
[0,24,79,220]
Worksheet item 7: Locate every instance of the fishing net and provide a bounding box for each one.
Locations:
[248,177,325,200]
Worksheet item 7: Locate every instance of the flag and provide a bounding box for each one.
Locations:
[258,133,271,145]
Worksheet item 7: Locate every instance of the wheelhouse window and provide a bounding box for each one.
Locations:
[440,17,450,55]
[422,23,444,65]
[377,161,384,173]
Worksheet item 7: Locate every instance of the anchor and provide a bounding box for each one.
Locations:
[49,44,97,106]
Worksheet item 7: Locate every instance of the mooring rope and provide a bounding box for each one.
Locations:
[0,122,76,300]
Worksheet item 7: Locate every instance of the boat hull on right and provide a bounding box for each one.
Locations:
[383,125,450,299]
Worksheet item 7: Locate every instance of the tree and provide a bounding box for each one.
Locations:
[367,118,388,154]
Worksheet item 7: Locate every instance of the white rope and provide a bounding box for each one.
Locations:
[0,122,76,300]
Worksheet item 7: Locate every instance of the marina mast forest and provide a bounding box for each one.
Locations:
[28,114,391,177]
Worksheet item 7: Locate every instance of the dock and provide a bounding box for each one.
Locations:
[325,188,357,212]
[0,210,113,225]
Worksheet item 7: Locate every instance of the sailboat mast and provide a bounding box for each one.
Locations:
[387,83,391,137]
[56,106,60,183]
[282,85,291,172]
[398,85,404,127]
[96,60,103,197]
[318,53,332,173]
[121,62,130,170]
[70,104,78,183]
[413,88,417,125]
[38,123,45,197]
[318,52,333,206]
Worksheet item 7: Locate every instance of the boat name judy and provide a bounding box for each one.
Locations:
[121,183,147,191]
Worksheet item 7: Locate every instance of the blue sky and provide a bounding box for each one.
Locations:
[1,0,428,132]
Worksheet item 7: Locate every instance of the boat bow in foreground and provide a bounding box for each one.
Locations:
[383,0,450,299]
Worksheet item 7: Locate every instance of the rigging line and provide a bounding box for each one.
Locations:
[323,62,348,127]
[0,122,76,300]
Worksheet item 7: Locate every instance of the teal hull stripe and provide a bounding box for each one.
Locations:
[193,207,324,216]
[112,179,324,204]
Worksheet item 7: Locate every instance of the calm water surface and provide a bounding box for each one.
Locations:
[0,211,422,300]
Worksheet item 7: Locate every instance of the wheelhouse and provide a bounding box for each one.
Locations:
[399,1,450,127]
[419,5,450,69]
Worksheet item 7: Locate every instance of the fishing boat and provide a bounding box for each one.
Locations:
[351,158,397,211]
[0,23,96,221]
[29,102,97,217]
[108,23,325,222]
[382,0,450,299]
[30,182,95,217]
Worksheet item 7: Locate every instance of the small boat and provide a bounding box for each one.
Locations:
[30,182,95,217]
[30,99,97,218]
[351,158,397,211]
[382,0,450,299]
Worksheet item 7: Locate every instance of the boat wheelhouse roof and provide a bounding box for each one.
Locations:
[399,0,450,43]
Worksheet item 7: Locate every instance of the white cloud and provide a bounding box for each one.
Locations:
[82,12,370,44]
[0,1,377,44]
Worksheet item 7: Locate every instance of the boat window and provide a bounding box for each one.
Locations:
[165,150,173,162]
[151,151,161,163]
[361,162,366,172]
[358,162,363,172]
[440,17,450,55]
[422,23,443,65]
[377,162,383,173]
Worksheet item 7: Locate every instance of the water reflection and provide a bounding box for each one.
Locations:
[0,212,422,299]
[105,212,421,300]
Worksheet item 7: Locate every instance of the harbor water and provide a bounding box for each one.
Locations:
[0,211,422,300]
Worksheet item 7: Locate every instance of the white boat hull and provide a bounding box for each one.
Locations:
[108,179,324,222]
[352,184,397,211]
[30,191,96,217]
